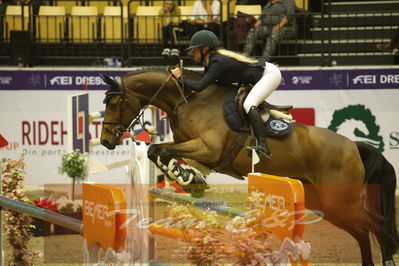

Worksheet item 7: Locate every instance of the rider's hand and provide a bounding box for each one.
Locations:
[172,67,182,79]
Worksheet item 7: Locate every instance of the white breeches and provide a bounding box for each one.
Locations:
[243,62,282,113]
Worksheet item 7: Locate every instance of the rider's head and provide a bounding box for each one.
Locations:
[185,30,219,64]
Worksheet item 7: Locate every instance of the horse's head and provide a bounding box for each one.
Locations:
[100,68,201,149]
[100,74,141,150]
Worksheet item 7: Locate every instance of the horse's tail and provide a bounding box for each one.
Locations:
[356,141,399,258]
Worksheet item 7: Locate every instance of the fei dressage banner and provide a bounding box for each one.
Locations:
[0,67,398,186]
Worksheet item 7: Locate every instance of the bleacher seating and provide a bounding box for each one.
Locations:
[69,6,98,43]
[134,6,161,43]
[54,0,79,14]
[178,5,192,21]
[234,5,262,19]
[4,5,30,41]
[87,0,113,15]
[0,0,397,66]
[36,6,66,42]
[102,6,127,43]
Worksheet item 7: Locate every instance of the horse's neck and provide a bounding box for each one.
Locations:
[128,72,180,114]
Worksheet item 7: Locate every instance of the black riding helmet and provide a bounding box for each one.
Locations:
[185,30,219,51]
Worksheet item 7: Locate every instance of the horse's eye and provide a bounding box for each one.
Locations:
[105,99,118,111]
[110,102,119,110]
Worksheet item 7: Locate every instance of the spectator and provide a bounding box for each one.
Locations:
[243,0,296,61]
[159,0,182,58]
[376,27,399,53]
[189,0,221,36]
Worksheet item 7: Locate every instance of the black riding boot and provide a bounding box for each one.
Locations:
[247,106,272,159]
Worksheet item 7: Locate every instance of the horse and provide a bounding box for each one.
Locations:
[99,68,398,265]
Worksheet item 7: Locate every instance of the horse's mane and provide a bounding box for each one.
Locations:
[124,67,203,80]
[124,67,163,77]
[122,67,231,96]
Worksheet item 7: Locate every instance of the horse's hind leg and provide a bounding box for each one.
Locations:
[318,184,379,264]
[303,184,374,264]
[326,212,374,264]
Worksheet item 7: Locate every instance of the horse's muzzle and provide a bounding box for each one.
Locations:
[101,138,116,150]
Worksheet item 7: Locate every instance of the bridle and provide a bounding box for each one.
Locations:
[101,77,129,138]
[102,68,189,138]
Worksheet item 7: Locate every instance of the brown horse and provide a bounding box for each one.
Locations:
[100,68,398,265]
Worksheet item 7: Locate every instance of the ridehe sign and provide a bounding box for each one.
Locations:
[68,93,89,153]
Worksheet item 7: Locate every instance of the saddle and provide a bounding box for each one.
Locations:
[214,88,294,180]
[236,87,293,122]
[223,87,294,136]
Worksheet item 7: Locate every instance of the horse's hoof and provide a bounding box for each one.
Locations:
[383,259,395,266]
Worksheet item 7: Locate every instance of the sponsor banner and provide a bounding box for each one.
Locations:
[279,68,399,90]
[0,70,125,90]
[0,68,398,186]
[0,68,398,91]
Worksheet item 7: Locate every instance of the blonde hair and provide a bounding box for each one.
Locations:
[216,49,258,64]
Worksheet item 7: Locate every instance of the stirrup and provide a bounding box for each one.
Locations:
[247,145,272,160]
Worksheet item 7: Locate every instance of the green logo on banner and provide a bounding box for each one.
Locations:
[328,104,384,152]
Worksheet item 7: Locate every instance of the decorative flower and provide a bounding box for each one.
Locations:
[55,197,82,213]
[33,198,58,212]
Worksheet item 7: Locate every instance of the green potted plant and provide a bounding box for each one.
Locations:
[57,149,88,200]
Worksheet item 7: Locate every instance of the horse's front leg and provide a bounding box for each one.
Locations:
[147,138,219,186]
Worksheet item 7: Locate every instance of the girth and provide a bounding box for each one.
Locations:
[212,131,249,180]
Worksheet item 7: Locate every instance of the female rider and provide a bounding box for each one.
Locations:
[171,30,282,159]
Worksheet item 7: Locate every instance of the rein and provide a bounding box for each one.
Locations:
[126,70,174,135]
[103,67,190,137]
[131,67,192,135]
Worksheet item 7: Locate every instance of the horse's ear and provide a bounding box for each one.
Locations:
[100,74,120,92]
[100,74,113,86]
[101,74,119,104]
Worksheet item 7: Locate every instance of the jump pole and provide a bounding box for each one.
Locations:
[0,183,129,263]
[0,195,82,233]
[147,173,310,265]
[148,187,245,217]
